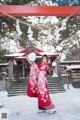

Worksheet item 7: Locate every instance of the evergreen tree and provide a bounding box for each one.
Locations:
[0,0,80,61]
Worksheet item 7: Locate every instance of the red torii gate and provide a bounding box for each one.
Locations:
[0,5,80,17]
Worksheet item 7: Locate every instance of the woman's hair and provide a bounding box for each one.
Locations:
[42,54,48,61]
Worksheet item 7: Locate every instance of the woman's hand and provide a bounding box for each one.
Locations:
[26,55,32,64]
[25,55,28,60]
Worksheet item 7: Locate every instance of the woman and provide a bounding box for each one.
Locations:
[26,54,38,97]
[26,54,56,114]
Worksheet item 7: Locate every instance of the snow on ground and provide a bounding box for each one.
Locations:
[0,85,80,120]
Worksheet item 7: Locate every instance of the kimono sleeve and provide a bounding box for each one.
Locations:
[46,64,49,72]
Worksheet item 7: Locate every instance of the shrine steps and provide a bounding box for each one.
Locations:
[8,77,65,96]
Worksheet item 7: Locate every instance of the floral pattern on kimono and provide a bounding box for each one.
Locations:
[27,63,38,97]
[27,62,55,110]
[37,63,55,110]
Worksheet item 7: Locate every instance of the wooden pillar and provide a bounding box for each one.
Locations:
[22,63,25,78]
[8,59,13,79]
[56,57,61,80]
[52,66,58,77]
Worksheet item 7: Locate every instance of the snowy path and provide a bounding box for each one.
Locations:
[0,85,80,120]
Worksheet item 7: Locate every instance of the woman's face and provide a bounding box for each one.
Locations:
[42,56,48,63]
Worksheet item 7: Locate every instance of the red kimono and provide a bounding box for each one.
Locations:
[27,62,55,110]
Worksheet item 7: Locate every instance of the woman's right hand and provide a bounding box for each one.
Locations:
[25,55,28,59]
[25,55,32,64]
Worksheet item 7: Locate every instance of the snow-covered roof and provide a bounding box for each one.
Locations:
[15,56,42,60]
[4,46,60,60]
[15,56,26,60]
[40,52,60,56]
[4,53,25,57]
[66,65,80,70]
[60,61,80,64]
[0,63,8,66]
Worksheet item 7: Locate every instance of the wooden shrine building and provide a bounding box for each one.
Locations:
[4,46,60,80]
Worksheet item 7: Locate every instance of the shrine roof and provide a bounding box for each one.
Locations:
[60,61,80,65]
[66,65,80,70]
[4,53,25,58]
[4,46,60,60]
[0,63,9,66]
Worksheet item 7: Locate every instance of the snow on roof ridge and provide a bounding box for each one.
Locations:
[0,63,9,66]
[61,61,80,63]
[40,52,60,55]
[66,65,80,69]
[4,53,25,57]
